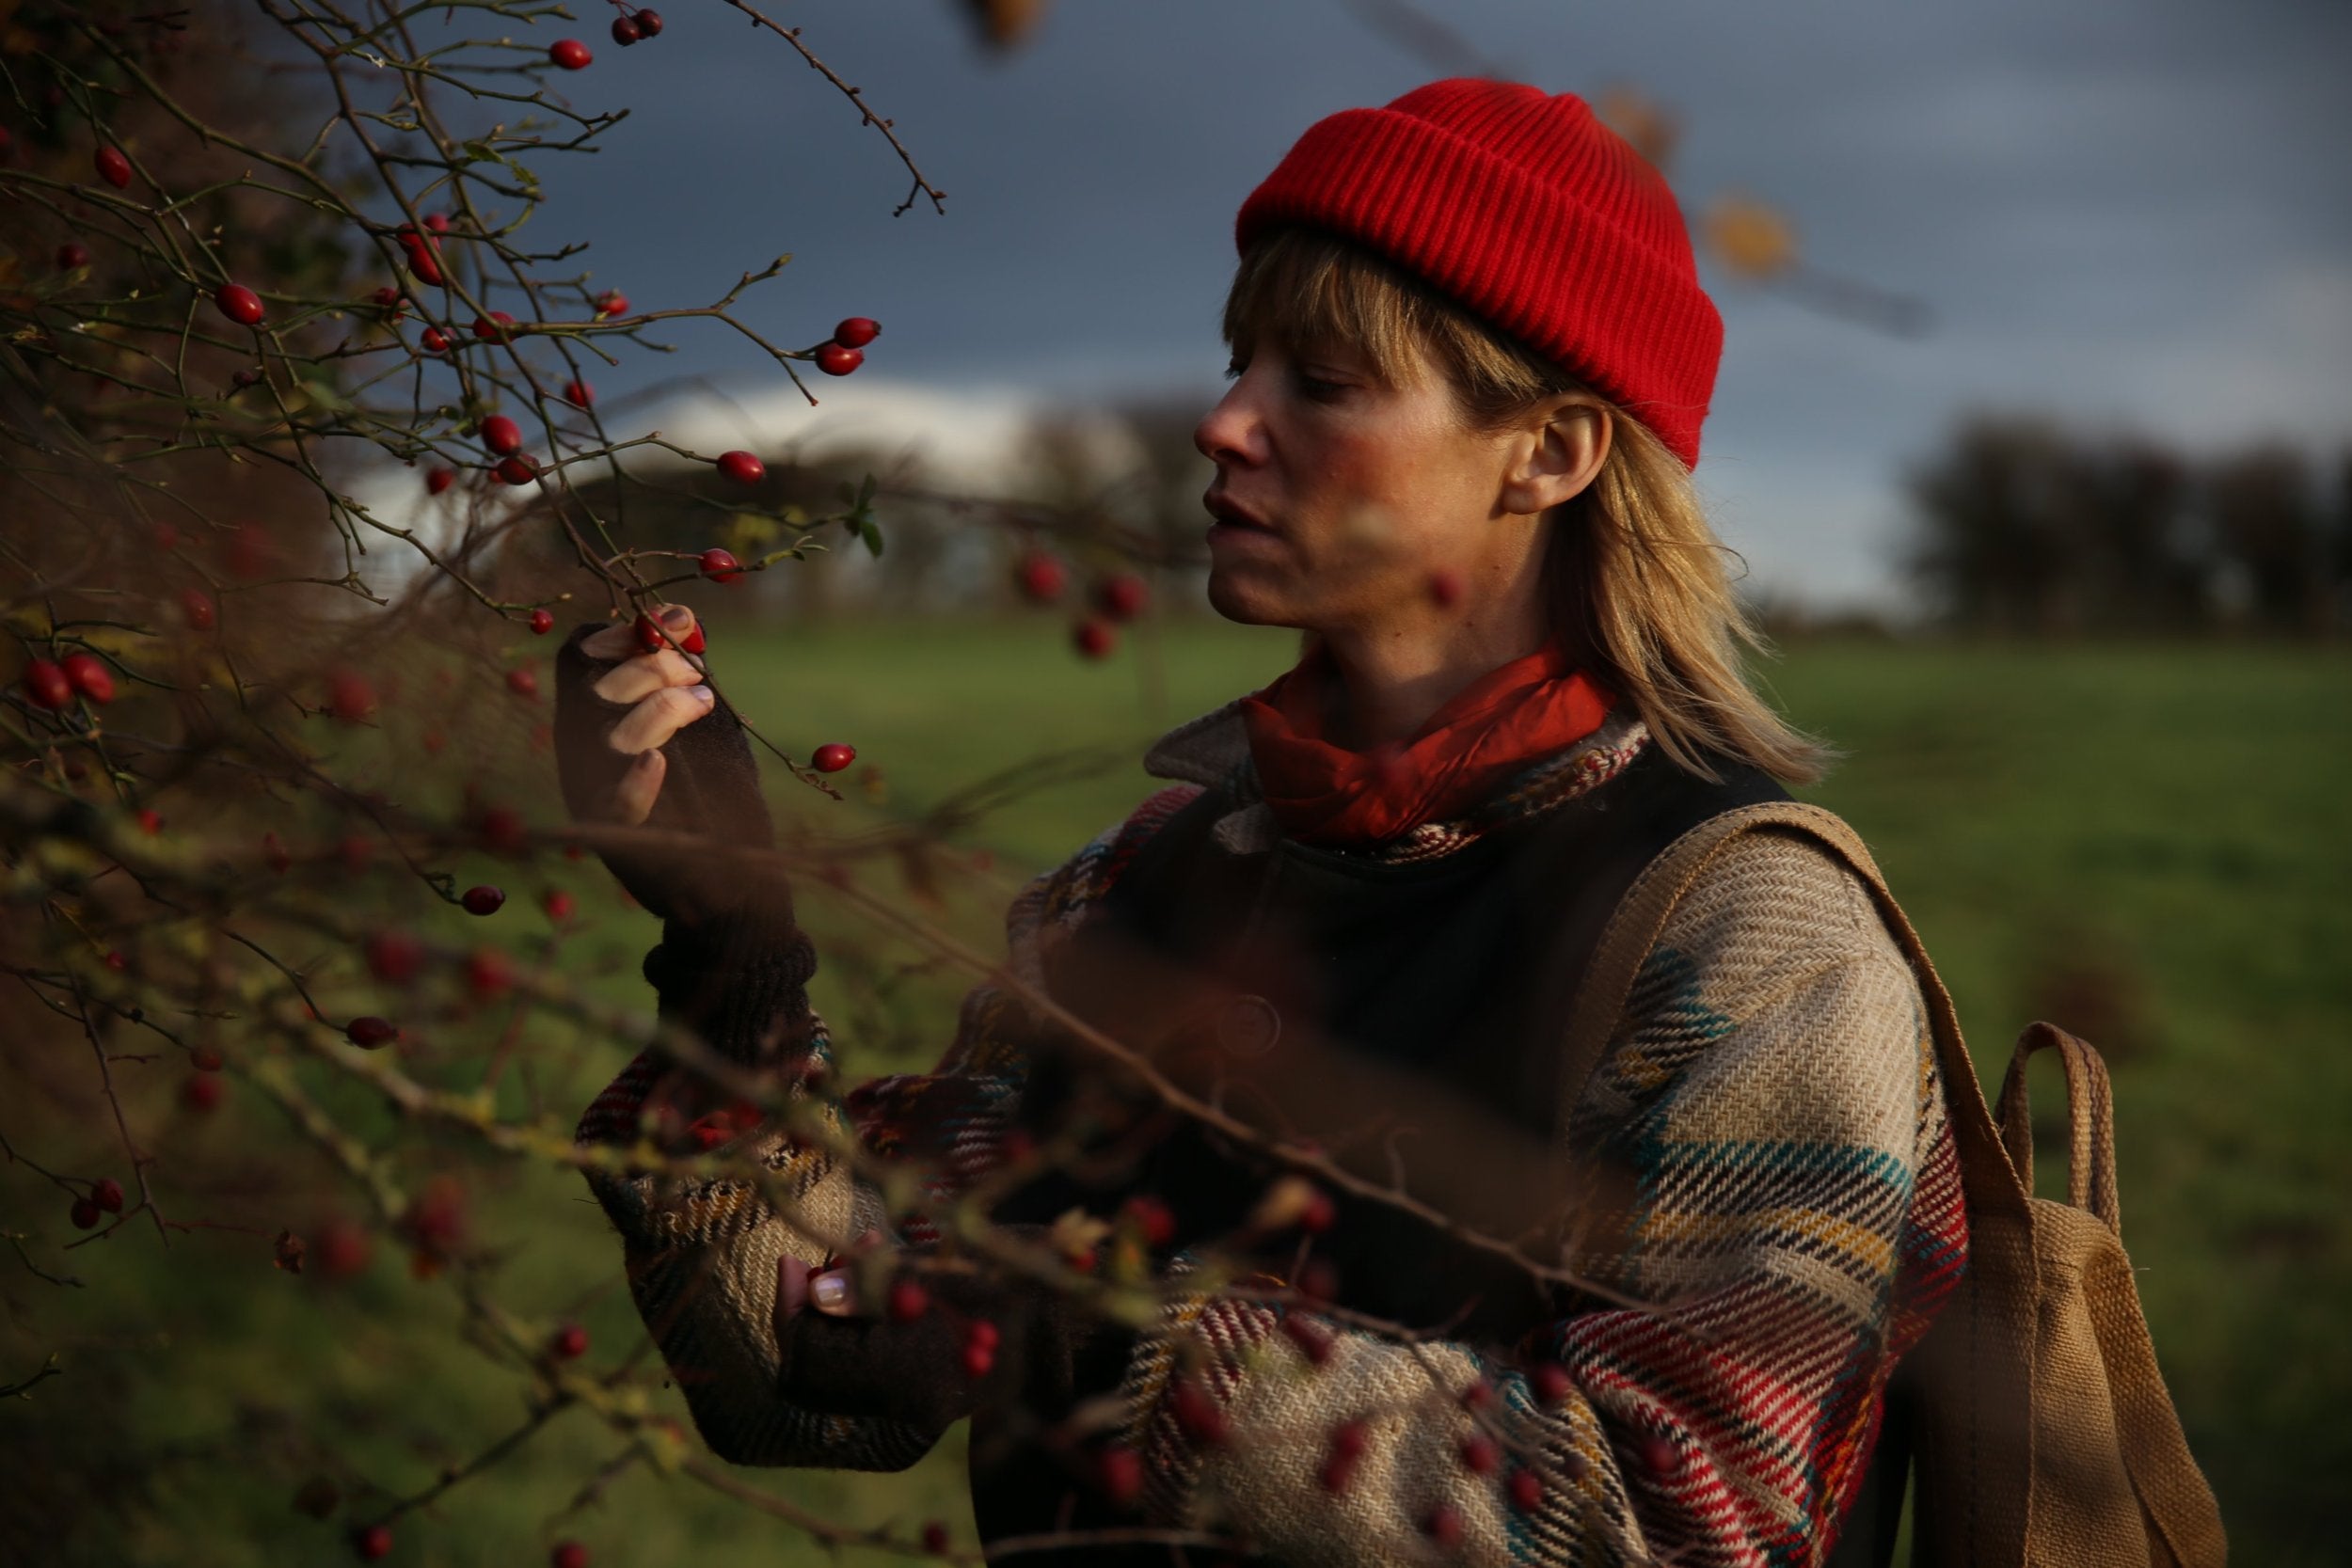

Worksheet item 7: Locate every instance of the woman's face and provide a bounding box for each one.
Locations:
[1193,338,1538,635]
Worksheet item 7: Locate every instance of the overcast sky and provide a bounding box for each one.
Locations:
[508,0,2352,609]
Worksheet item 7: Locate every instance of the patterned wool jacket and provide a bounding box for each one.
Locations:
[574,703,1967,1567]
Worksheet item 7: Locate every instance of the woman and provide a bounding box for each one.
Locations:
[558,79,1963,1567]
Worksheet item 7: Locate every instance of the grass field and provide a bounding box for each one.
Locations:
[10,620,2348,1566]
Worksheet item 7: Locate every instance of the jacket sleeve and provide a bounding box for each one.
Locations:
[1108,832,1970,1566]
[571,786,1204,1470]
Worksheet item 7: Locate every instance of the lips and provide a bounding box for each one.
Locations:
[1204,491,1274,531]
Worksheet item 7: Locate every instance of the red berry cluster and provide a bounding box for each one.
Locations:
[19,652,116,710]
[1009,550,1148,661]
[816,315,878,376]
[611,8,664,46]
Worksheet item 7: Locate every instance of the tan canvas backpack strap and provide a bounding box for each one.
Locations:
[1994,1021,2122,1234]
[1555,801,2027,1222]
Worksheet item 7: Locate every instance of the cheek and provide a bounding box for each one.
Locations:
[1312,425,1477,562]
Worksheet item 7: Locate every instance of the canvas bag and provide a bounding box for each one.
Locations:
[1555,801,2228,1568]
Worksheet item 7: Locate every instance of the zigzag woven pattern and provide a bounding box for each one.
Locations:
[574,750,1964,1560]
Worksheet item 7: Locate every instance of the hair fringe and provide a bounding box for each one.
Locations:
[1225,228,1833,786]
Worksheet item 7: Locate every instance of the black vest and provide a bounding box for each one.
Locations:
[970,747,1802,1558]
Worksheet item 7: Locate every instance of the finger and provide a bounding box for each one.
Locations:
[808,1268,860,1318]
[579,621,642,661]
[591,648,703,705]
[775,1255,811,1334]
[607,683,715,754]
[612,748,666,826]
[579,604,697,662]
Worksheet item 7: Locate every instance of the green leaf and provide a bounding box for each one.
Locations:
[858,517,884,559]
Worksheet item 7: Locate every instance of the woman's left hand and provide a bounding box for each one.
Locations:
[771,1231,1114,1435]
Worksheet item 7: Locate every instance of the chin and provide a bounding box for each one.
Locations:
[1204,571,1295,628]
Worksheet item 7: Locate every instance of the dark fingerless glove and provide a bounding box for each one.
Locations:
[774,1237,1136,1440]
[553,620,813,1067]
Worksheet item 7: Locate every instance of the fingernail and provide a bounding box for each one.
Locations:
[688,684,713,705]
[660,605,692,629]
[810,1272,851,1313]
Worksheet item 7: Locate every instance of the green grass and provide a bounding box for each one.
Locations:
[8,623,2346,1565]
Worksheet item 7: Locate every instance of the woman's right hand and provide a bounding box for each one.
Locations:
[570,605,715,825]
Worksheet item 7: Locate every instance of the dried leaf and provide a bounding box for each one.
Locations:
[1703,192,1800,280]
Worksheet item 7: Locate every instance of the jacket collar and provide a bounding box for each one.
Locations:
[1141,699,1255,788]
[1142,701,1283,851]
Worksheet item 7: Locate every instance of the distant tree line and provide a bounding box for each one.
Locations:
[1906,416,2351,636]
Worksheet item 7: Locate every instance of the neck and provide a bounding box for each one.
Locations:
[1314,574,1550,750]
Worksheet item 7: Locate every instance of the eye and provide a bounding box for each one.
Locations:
[1294,368,1351,402]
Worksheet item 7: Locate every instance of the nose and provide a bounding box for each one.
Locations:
[1195,370,1264,467]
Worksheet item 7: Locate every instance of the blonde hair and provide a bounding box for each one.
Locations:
[1223,227,1830,785]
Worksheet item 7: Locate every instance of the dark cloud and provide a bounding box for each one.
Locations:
[517,0,2351,607]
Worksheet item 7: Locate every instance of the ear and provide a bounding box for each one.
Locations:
[1497,399,1611,517]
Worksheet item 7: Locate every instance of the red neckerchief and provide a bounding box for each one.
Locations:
[1239,641,1613,847]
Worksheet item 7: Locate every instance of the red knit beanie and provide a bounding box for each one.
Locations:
[1235,79,1724,468]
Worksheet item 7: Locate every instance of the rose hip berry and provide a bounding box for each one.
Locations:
[1506,1469,1544,1512]
[561,378,594,407]
[612,14,642,44]
[215,283,265,326]
[473,310,516,342]
[833,316,881,349]
[815,341,863,376]
[465,947,513,1001]
[462,884,506,916]
[542,889,576,922]
[365,930,422,985]
[505,667,540,700]
[420,326,451,355]
[399,228,445,286]
[328,670,377,721]
[886,1276,930,1324]
[22,659,73,710]
[481,416,523,455]
[529,609,554,635]
[635,9,664,36]
[496,454,538,485]
[716,450,764,486]
[550,1322,589,1359]
[426,467,456,496]
[1095,1446,1143,1507]
[71,1196,103,1229]
[1096,573,1148,621]
[594,289,628,318]
[181,1073,224,1113]
[1072,618,1116,660]
[698,547,743,582]
[62,653,114,704]
[551,1543,590,1568]
[94,146,132,189]
[811,743,856,773]
[549,39,593,70]
[351,1523,392,1560]
[1015,551,1066,603]
[56,242,89,269]
[345,1016,399,1049]
[93,1177,125,1212]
